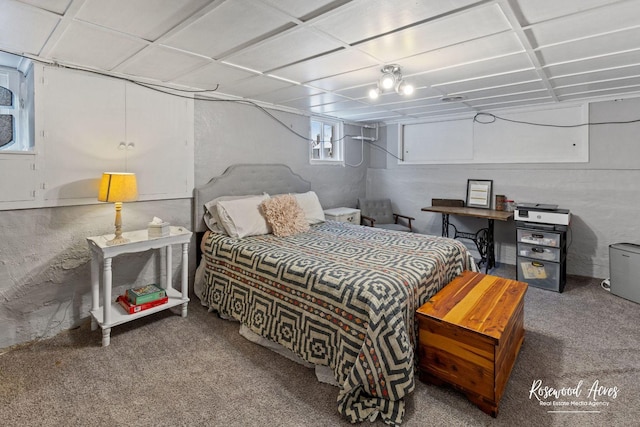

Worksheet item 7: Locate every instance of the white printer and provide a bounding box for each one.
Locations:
[515,203,571,229]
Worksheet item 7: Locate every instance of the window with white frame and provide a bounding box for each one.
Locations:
[0,65,32,151]
[310,116,343,163]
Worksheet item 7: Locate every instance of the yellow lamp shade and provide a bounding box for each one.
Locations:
[98,172,138,203]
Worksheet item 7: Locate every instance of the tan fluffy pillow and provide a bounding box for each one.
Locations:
[261,194,310,237]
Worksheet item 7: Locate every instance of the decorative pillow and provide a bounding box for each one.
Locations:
[261,194,310,237]
[216,194,271,238]
[204,195,259,233]
[292,191,325,225]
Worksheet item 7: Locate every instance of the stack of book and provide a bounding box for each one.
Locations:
[116,284,168,314]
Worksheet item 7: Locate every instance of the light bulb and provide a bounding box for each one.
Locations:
[369,87,380,99]
[380,74,395,90]
[401,83,414,95]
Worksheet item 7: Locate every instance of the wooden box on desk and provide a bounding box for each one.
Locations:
[416,271,527,417]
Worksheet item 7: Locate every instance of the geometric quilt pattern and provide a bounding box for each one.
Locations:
[200,221,476,424]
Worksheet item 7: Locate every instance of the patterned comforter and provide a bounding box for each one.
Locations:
[199,221,476,425]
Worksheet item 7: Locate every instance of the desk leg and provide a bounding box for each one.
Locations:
[90,255,99,331]
[442,214,450,238]
[181,242,189,317]
[102,257,112,347]
[487,219,495,273]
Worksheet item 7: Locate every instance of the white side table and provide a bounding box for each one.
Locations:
[87,226,192,346]
[323,207,361,225]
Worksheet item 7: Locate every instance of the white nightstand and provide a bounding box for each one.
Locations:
[86,226,192,346]
[324,207,361,225]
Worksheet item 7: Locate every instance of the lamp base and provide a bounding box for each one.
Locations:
[106,236,130,246]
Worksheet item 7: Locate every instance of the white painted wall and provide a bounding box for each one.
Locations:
[366,98,640,279]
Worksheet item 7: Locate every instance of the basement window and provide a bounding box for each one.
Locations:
[0,65,33,151]
[310,116,343,164]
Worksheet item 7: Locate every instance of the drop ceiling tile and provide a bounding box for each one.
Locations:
[259,0,339,20]
[369,94,444,109]
[218,75,294,98]
[394,104,472,116]
[306,66,382,92]
[164,0,293,59]
[250,84,325,104]
[310,100,370,114]
[445,80,547,99]
[558,87,640,102]
[173,62,255,90]
[271,49,379,84]
[537,27,640,66]
[0,1,60,54]
[48,22,147,70]
[76,0,212,41]
[398,32,525,76]
[553,76,640,96]
[474,98,554,111]
[355,4,512,63]
[281,92,352,109]
[525,1,640,48]
[551,64,640,88]
[435,69,542,94]
[224,28,343,72]
[515,0,622,25]
[311,0,480,44]
[413,53,535,87]
[466,91,551,106]
[545,49,640,78]
[119,47,210,81]
[17,0,71,14]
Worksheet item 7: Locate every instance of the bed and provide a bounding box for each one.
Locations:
[193,164,476,425]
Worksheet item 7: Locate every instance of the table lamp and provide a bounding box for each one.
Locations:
[98,172,138,246]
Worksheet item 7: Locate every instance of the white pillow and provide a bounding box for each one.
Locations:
[216,194,271,238]
[292,191,325,225]
[204,195,261,233]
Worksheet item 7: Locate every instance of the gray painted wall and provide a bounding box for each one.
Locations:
[194,100,368,210]
[366,98,640,279]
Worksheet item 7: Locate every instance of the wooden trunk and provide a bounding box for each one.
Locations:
[416,271,527,417]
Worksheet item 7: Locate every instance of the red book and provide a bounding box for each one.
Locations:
[116,294,168,314]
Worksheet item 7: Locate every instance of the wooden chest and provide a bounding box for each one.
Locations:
[416,271,527,417]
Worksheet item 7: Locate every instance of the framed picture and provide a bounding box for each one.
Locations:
[466,179,493,209]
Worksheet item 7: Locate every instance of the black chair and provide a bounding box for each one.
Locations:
[358,198,414,232]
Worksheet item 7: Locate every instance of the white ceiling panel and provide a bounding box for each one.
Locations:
[544,49,640,79]
[281,92,352,109]
[537,26,640,66]
[525,1,640,48]
[551,64,640,88]
[118,47,210,81]
[163,0,293,59]
[251,84,325,104]
[173,62,255,90]
[355,4,512,63]
[0,1,60,54]
[260,0,340,20]
[48,22,147,70]
[217,74,293,98]
[271,49,379,84]
[398,32,525,77]
[306,66,382,92]
[514,0,622,25]
[224,28,343,72]
[17,0,71,14]
[413,53,535,88]
[435,69,542,94]
[311,0,481,44]
[553,76,640,96]
[3,0,640,124]
[75,0,212,41]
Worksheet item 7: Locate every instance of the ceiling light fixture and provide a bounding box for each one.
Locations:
[369,64,413,99]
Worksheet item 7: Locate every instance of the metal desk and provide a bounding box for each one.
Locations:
[421,206,513,272]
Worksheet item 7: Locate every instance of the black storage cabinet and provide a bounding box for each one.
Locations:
[516,221,567,292]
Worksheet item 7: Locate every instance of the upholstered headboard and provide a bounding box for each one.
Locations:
[193,163,311,233]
